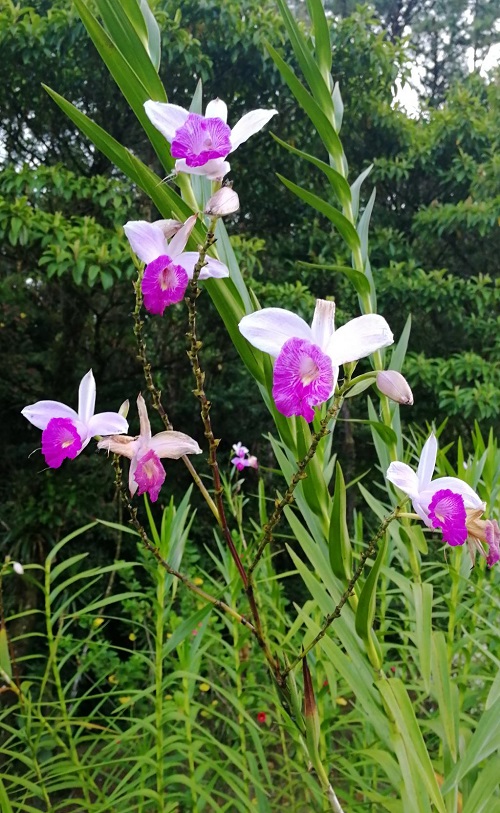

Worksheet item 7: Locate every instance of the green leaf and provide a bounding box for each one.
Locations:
[298,261,371,297]
[266,42,342,161]
[355,533,388,642]
[462,757,500,813]
[377,679,446,813]
[277,174,361,252]
[357,186,376,267]
[390,315,412,373]
[350,164,373,220]
[275,0,335,118]
[0,776,13,813]
[431,631,458,761]
[306,0,333,81]
[0,623,12,680]
[329,462,352,580]
[413,583,433,693]
[441,695,500,792]
[271,133,351,206]
[345,418,397,446]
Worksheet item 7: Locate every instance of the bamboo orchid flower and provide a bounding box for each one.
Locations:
[387,434,499,567]
[98,394,201,502]
[21,370,128,469]
[144,98,278,179]
[231,442,258,471]
[239,299,394,422]
[123,215,229,315]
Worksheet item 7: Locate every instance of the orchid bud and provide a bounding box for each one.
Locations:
[118,399,130,418]
[204,186,240,217]
[377,370,413,405]
[302,657,320,754]
[12,562,24,575]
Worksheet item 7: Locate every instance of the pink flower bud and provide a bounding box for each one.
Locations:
[204,186,240,217]
[377,370,413,405]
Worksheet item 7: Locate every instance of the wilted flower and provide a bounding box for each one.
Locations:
[239,299,393,422]
[377,370,413,405]
[204,186,240,217]
[387,434,499,567]
[144,97,277,179]
[124,215,229,316]
[22,370,128,469]
[98,394,201,502]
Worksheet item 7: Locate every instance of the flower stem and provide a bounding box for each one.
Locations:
[282,502,406,677]
[132,273,220,524]
[112,457,256,635]
[248,395,344,578]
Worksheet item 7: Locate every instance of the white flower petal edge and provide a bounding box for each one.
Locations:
[174,158,231,180]
[21,400,79,430]
[150,431,202,458]
[310,299,335,350]
[416,433,437,489]
[78,370,97,425]
[327,314,394,366]
[168,215,198,258]
[239,308,313,357]
[178,253,230,280]
[123,221,167,264]
[386,461,420,499]
[205,98,228,122]
[87,412,130,440]
[143,101,189,142]
[230,109,278,151]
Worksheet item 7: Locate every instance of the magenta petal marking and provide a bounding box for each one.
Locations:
[171,113,232,167]
[141,255,189,315]
[134,449,166,502]
[231,456,247,471]
[272,338,333,422]
[428,489,467,547]
[41,418,83,468]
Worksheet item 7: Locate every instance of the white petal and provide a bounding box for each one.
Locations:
[239,308,313,358]
[149,431,202,459]
[129,455,139,496]
[137,394,151,441]
[230,108,278,151]
[416,434,437,490]
[78,370,96,424]
[205,98,228,122]
[123,220,167,264]
[386,461,420,499]
[97,435,139,460]
[21,400,78,431]
[153,219,183,239]
[87,412,129,438]
[143,101,189,142]
[178,253,230,280]
[310,299,335,351]
[174,157,230,180]
[421,478,484,510]
[168,215,198,259]
[327,314,393,366]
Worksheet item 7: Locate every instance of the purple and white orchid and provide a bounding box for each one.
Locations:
[123,215,229,315]
[21,370,128,469]
[144,98,278,179]
[387,434,500,567]
[231,442,258,472]
[239,299,394,422]
[98,394,201,502]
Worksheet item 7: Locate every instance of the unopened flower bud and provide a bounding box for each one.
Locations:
[377,370,413,405]
[204,187,240,217]
[118,399,130,418]
[13,562,24,575]
[302,657,320,754]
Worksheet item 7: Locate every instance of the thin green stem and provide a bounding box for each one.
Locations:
[249,395,344,577]
[155,555,166,811]
[283,503,406,677]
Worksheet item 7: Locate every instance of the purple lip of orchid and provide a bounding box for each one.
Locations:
[428,489,468,547]
[21,370,129,469]
[143,97,278,180]
[238,299,394,423]
[123,215,230,316]
[97,394,202,503]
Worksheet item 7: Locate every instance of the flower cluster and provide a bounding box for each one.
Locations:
[231,442,258,472]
